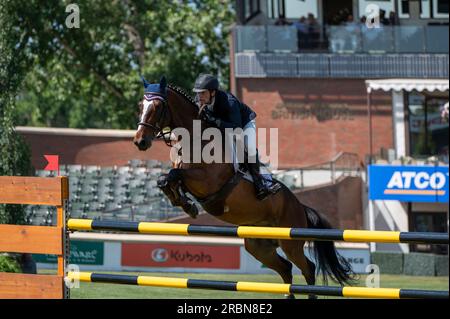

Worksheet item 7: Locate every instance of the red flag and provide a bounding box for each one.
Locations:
[44,155,60,176]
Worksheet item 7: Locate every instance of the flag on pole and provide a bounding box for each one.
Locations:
[44,155,60,176]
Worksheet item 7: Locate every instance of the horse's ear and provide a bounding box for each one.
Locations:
[160,76,167,91]
[140,75,149,88]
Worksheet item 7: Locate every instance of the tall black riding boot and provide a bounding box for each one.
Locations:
[247,156,280,201]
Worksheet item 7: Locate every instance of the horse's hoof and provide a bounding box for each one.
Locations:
[308,294,318,300]
[184,202,198,219]
[284,294,295,299]
[157,174,169,188]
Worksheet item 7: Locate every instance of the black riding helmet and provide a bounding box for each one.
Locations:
[193,74,219,93]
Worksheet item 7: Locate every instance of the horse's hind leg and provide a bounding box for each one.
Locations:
[244,238,295,299]
[279,240,317,299]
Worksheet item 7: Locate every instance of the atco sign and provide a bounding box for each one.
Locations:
[369,165,449,203]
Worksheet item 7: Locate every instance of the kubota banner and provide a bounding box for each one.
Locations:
[121,243,240,269]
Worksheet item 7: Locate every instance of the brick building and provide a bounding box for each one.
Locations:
[230,0,449,253]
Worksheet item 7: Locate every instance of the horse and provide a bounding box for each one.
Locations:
[133,76,356,299]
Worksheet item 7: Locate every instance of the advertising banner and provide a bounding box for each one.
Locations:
[33,240,104,265]
[369,165,449,203]
[122,243,240,269]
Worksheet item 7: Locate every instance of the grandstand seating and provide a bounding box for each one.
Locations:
[28,159,303,226]
[28,159,184,225]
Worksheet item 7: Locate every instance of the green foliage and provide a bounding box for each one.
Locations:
[11,0,235,129]
[0,0,33,224]
[0,254,21,273]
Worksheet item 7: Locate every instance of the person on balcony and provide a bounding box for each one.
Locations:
[344,15,360,52]
[294,16,308,50]
[275,14,291,26]
[306,13,320,49]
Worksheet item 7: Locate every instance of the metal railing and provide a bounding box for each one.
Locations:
[235,52,449,78]
[275,152,362,189]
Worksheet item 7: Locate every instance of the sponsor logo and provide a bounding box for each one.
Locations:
[151,248,212,263]
[385,171,447,196]
[369,165,449,202]
[151,248,169,262]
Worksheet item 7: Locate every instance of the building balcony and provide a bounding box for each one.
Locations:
[233,25,448,79]
[234,25,449,54]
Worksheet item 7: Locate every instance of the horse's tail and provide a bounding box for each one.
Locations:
[304,205,358,286]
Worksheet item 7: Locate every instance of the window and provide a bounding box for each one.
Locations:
[399,0,410,18]
[268,0,275,19]
[410,212,448,254]
[267,0,283,19]
[284,0,318,19]
[244,0,261,21]
[407,92,449,160]
[434,0,449,18]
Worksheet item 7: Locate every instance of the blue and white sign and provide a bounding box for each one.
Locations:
[369,165,449,203]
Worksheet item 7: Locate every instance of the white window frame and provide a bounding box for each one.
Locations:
[433,0,449,18]
[420,0,431,19]
[398,0,410,19]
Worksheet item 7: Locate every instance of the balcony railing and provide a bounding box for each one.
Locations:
[235,52,449,78]
[234,25,449,54]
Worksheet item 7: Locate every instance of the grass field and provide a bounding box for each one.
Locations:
[62,271,449,299]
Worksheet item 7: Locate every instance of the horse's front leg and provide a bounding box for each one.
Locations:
[157,169,199,218]
[157,174,182,206]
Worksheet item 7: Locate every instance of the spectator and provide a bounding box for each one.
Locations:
[307,13,320,49]
[360,15,367,25]
[389,11,398,25]
[441,102,449,122]
[275,14,291,26]
[294,16,308,50]
[380,9,389,25]
[345,15,360,51]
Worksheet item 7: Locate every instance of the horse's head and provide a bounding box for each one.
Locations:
[133,76,169,151]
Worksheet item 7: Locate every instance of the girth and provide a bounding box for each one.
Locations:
[195,171,243,216]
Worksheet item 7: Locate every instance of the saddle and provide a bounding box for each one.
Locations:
[171,141,277,217]
[194,149,277,216]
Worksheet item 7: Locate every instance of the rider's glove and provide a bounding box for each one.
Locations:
[201,109,221,127]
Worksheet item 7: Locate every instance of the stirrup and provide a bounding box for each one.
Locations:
[255,188,270,201]
[255,183,281,201]
[268,182,282,194]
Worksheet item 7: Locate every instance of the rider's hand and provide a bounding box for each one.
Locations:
[201,109,220,127]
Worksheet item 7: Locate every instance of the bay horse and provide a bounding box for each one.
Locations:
[133,77,356,298]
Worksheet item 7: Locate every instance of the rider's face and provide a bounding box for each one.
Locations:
[197,90,215,106]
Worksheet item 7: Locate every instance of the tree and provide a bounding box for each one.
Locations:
[0,0,33,224]
[12,0,235,129]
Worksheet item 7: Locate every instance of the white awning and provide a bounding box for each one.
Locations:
[365,79,449,92]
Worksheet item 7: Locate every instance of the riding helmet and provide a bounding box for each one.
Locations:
[193,74,219,92]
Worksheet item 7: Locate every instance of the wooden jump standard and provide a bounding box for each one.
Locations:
[0,176,69,299]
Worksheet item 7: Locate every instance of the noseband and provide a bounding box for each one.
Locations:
[137,94,173,147]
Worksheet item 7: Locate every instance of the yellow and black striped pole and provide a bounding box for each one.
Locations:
[67,219,449,244]
[66,272,449,299]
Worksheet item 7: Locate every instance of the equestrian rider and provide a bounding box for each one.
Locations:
[193,73,281,200]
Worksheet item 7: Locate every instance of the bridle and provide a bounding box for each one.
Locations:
[137,94,173,147]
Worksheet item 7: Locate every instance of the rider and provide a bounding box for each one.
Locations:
[193,73,281,200]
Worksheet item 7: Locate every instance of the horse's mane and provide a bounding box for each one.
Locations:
[167,84,199,111]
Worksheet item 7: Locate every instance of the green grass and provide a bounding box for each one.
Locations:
[55,271,449,299]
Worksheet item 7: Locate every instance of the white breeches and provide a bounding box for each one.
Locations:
[243,119,257,160]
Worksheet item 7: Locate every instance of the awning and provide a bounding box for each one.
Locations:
[365,79,449,92]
